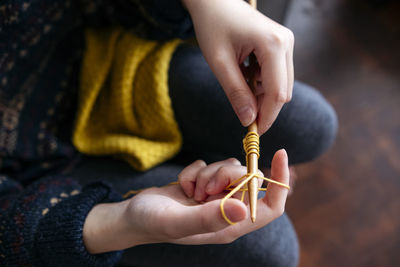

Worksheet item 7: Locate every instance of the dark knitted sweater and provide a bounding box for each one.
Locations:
[0,0,192,265]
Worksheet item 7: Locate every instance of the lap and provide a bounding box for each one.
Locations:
[118,213,298,267]
[67,157,299,267]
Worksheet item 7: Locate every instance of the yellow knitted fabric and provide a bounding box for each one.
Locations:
[73,28,183,171]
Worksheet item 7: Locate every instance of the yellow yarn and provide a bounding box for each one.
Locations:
[73,28,183,171]
[122,131,290,225]
[220,131,290,225]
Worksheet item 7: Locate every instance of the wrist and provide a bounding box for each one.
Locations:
[83,200,132,254]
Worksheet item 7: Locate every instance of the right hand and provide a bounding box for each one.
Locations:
[182,0,295,134]
[83,150,290,254]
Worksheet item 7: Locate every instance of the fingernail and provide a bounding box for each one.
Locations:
[206,180,215,193]
[279,148,288,164]
[238,106,255,126]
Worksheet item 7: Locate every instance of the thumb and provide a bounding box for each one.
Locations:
[263,149,290,211]
[211,51,257,126]
[173,198,247,238]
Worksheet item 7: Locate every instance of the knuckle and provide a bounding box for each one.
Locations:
[274,90,287,103]
[222,236,235,244]
[273,205,285,218]
[217,166,230,179]
[284,28,295,45]
[221,232,238,244]
[195,159,207,167]
[197,170,209,182]
[178,160,206,182]
[270,28,295,49]
[287,92,293,102]
[177,173,186,182]
[219,234,232,244]
[226,157,241,165]
[178,172,190,183]
[227,87,249,106]
[270,32,286,47]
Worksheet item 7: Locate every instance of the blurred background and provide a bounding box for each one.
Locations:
[261,0,400,266]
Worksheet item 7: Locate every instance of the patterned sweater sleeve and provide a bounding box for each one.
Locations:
[79,0,194,40]
[0,175,123,266]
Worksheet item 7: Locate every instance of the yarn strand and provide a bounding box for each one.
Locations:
[123,131,290,225]
[219,131,290,225]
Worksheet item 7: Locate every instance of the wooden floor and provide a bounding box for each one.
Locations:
[284,0,400,266]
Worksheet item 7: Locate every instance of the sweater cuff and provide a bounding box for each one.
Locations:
[34,182,123,267]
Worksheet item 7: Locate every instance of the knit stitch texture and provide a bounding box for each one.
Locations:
[73,28,183,171]
[0,0,192,265]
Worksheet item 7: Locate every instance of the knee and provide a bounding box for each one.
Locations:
[261,214,300,267]
[232,214,299,267]
[168,43,224,105]
[295,81,338,162]
[269,81,338,164]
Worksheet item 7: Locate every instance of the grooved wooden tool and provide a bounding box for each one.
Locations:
[247,0,258,223]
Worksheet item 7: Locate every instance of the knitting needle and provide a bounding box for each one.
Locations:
[247,0,258,223]
[247,123,259,223]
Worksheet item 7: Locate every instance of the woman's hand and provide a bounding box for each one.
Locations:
[178,158,264,203]
[83,150,290,254]
[182,0,294,134]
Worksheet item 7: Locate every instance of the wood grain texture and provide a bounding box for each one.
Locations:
[284,0,400,266]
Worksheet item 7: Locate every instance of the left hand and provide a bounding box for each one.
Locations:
[83,150,290,253]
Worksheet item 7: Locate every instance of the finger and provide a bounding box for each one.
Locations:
[211,49,257,127]
[206,165,261,196]
[286,48,294,101]
[240,169,264,205]
[194,158,241,202]
[174,168,283,246]
[286,29,295,101]
[208,157,287,233]
[263,149,290,212]
[178,160,207,198]
[172,151,289,244]
[171,198,247,239]
[205,164,245,195]
[256,50,288,134]
[175,197,280,245]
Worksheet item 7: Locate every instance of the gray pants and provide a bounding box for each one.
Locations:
[68,44,337,267]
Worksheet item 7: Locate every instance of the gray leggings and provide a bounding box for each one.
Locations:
[69,44,337,267]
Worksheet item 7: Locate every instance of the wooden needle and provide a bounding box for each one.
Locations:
[247,0,258,223]
[247,123,259,223]
[249,0,257,9]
